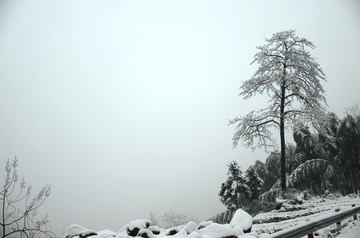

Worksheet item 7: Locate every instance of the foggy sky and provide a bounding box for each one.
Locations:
[0,0,359,235]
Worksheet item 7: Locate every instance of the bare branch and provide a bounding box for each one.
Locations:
[1,158,55,238]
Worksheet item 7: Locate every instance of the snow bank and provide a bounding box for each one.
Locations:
[64,195,360,238]
[64,209,253,238]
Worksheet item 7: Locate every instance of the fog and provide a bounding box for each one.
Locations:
[0,0,359,235]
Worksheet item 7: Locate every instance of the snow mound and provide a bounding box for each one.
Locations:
[183,221,198,234]
[97,229,117,237]
[64,209,253,238]
[229,209,253,232]
[64,224,97,238]
[198,223,240,238]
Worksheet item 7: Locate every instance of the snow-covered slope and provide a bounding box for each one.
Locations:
[252,193,360,237]
[63,209,263,238]
[63,194,360,238]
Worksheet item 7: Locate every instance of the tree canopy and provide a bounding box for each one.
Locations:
[230,29,328,190]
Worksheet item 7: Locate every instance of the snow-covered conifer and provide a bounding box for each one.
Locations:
[245,166,264,200]
[219,161,250,210]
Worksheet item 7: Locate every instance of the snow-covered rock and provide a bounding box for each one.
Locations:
[197,221,213,230]
[229,209,253,232]
[148,225,161,235]
[64,224,97,238]
[187,231,202,238]
[183,221,198,234]
[138,228,155,238]
[97,229,117,237]
[164,229,188,238]
[199,223,239,238]
[127,219,151,236]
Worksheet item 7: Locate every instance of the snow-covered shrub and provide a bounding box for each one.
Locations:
[246,200,275,216]
[160,210,193,229]
[259,188,282,203]
[219,161,251,210]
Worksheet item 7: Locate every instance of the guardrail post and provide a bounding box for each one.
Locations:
[335,208,341,231]
[336,221,341,231]
[307,232,314,238]
[351,204,358,220]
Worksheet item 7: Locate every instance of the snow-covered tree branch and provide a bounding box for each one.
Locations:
[0,158,55,238]
[230,30,328,191]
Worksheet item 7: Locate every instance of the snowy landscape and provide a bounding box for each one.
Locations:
[1,2,360,238]
[63,193,360,238]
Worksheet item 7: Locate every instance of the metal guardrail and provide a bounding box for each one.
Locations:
[269,206,360,238]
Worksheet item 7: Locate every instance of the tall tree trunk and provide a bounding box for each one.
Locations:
[280,84,286,191]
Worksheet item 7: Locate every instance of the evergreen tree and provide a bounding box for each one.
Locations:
[218,161,249,210]
[245,166,264,200]
[252,160,266,182]
[263,151,281,192]
[337,114,360,193]
[318,112,339,160]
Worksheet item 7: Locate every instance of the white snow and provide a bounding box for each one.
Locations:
[128,219,150,231]
[252,194,360,237]
[64,194,360,238]
[64,224,97,237]
[336,219,360,238]
[229,209,253,231]
[198,221,213,229]
[97,229,117,237]
[198,223,240,238]
[183,221,198,234]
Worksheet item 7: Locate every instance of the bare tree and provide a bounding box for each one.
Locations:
[160,210,194,228]
[148,212,159,226]
[0,158,55,238]
[230,30,327,191]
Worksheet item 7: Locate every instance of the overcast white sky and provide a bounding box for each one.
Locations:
[0,0,359,235]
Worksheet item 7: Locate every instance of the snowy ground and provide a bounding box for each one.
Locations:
[252,193,360,237]
[64,194,360,238]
